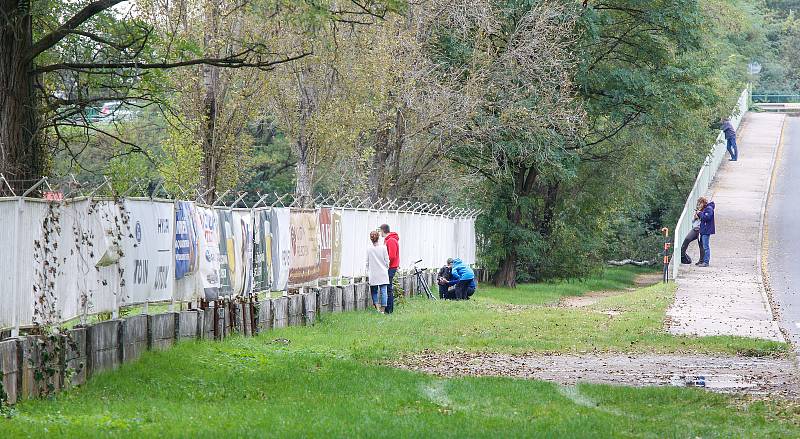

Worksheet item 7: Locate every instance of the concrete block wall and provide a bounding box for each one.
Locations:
[177,310,202,340]
[64,328,87,388]
[243,303,252,336]
[148,313,176,351]
[303,292,317,326]
[0,267,437,405]
[343,285,356,312]
[0,338,18,404]
[87,320,121,376]
[331,287,343,313]
[273,296,288,328]
[257,299,272,333]
[122,315,148,363]
[355,283,366,310]
[288,294,303,326]
[203,307,215,340]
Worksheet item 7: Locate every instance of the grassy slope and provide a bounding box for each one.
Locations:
[2,267,797,438]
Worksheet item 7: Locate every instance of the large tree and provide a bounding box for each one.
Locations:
[0,0,397,195]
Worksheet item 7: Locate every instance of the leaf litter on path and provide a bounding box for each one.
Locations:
[390,351,800,399]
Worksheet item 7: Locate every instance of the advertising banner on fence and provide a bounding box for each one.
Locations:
[175,201,198,279]
[339,209,358,278]
[330,210,343,278]
[289,209,320,284]
[217,209,235,296]
[252,209,272,292]
[194,205,221,300]
[122,200,174,305]
[232,210,253,296]
[318,208,332,278]
[56,200,95,322]
[270,208,291,291]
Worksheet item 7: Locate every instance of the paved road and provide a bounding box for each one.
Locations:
[766,114,800,348]
[668,112,784,341]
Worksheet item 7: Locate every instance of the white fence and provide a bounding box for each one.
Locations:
[0,196,476,333]
[671,88,750,279]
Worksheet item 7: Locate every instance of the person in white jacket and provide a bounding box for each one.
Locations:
[366,230,391,313]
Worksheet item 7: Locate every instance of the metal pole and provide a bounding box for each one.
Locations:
[661,227,671,284]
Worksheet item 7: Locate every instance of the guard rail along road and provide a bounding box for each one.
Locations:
[670,88,749,279]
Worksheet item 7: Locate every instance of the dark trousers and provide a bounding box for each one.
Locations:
[385,268,397,314]
[680,228,704,263]
[454,280,475,300]
[438,283,449,299]
[727,137,738,160]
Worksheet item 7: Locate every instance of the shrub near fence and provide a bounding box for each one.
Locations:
[0,194,477,335]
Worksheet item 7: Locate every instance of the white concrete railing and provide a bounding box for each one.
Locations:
[671,88,750,279]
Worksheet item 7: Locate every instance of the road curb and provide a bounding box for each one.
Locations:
[758,113,788,344]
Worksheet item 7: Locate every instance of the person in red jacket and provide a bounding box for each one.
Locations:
[380,224,399,314]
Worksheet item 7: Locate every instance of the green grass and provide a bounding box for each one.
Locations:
[2,267,796,438]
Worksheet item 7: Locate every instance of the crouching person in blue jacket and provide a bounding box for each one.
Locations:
[445,258,476,300]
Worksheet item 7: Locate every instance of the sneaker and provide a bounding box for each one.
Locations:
[697,262,709,267]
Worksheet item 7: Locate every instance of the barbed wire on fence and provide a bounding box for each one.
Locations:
[0,174,481,218]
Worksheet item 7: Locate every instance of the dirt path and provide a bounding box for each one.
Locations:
[391,351,800,398]
[558,272,663,308]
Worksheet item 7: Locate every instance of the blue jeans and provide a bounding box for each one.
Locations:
[726,137,738,160]
[700,234,711,264]
[385,268,397,313]
[370,284,388,307]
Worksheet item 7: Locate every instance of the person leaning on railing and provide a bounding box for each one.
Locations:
[695,197,716,268]
[680,199,706,265]
[720,117,738,161]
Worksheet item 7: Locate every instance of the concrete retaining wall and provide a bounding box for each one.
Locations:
[288,294,303,326]
[243,303,252,336]
[203,307,215,340]
[122,315,148,363]
[331,287,343,313]
[0,267,451,404]
[87,320,121,376]
[355,283,366,310]
[319,287,331,313]
[257,300,272,332]
[273,296,288,328]
[177,311,201,340]
[343,285,356,312]
[0,338,19,404]
[148,313,176,351]
[64,328,86,388]
[303,292,317,326]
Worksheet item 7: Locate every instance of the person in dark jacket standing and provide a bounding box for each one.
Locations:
[680,199,706,264]
[721,118,738,161]
[380,224,400,313]
[696,197,715,267]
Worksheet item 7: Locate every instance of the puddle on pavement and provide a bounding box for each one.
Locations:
[668,374,757,391]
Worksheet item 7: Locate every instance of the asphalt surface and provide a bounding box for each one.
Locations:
[766,114,800,348]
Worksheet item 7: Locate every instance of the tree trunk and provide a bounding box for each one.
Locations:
[293,68,316,207]
[295,152,312,206]
[200,0,220,201]
[368,118,391,201]
[493,250,517,288]
[493,203,522,287]
[0,0,45,195]
[388,106,405,198]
